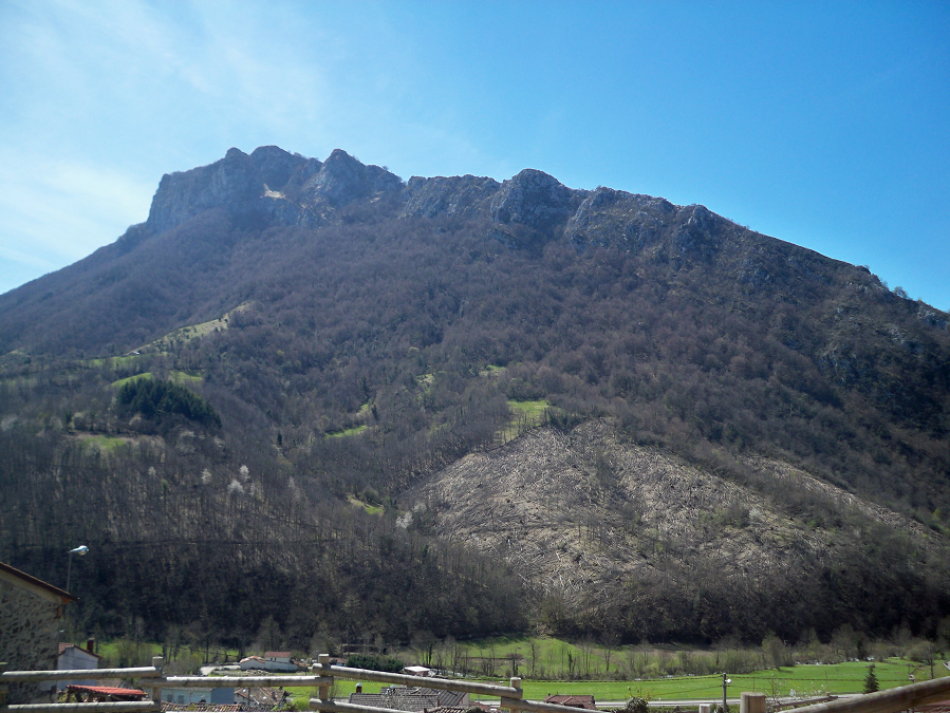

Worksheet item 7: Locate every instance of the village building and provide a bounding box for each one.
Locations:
[348,685,469,711]
[403,665,432,677]
[0,561,76,704]
[57,641,102,690]
[161,685,235,706]
[239,652,298,673]
[543,695,596,710]
[234,686,291,710]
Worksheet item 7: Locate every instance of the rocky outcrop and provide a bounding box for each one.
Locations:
[301,149,403,206]
[145,147,403,234]
[564,187,675,251]
[669,204,731,264]
[489,169,586,235]
[402,174,501,219]
[146,147,291,233]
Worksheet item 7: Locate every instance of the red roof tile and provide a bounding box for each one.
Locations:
[66,685,146,700]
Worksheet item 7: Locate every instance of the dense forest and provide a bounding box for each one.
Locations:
[1,146,949,651]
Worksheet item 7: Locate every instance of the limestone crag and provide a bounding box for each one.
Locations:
[145,147,403,234]
[141,145,858,291]
[145,146,298,233]
[303,148,403,206]
[489,168,587,234]
[564,187,674,251]
[402,174,501,219]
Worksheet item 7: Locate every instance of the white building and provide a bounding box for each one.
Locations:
[239,652,297,673]
[162,687,235,705]
[57,641,102,691]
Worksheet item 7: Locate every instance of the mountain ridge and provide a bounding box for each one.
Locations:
[0,146,904,357]
[1,146,949,647]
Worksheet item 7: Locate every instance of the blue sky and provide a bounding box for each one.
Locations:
[1,0,948,309]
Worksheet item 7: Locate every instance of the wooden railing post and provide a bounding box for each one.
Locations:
[150,657,163,713]
[316,654,332,709]
[741,693,766,713]
[1,662,8,709]
[502,677,522,713]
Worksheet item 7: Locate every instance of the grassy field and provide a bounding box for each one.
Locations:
[87,355,146,369]
[501,399,549,440]
[507,659,945,701]
[134,303,251,355]
[327,425,368,438]
[75,434,130,453]
[90,634,948,705]
[304,658,945,706]
[111,372,153,389]
[347,495,384,515]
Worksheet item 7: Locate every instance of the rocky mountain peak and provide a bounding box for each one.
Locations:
[146,147,307,233]
[302,149,403,206]
[402,174,501,219]
[489,168,585,234]
[144,147,405,234]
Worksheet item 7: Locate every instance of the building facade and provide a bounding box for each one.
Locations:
[0,562,76,704]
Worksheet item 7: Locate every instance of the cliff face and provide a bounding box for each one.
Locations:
[145,146,403,234]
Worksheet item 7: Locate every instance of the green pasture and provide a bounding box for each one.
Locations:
[87,355,145,369]
[501,399,549,440]
[170,370,202,384]
[78,435,129,453]
[111,372,153,389]
[110,370,202,389]
[327,425,368,439]
[300,658,946,706]
[472,659,947,702]
[87,635,950,705]
[348,495,384,515]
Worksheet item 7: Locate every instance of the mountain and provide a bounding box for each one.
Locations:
[1,146,949,651]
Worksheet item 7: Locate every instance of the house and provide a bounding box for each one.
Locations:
[403,666,432,677]
[0,561,77,704]
[543,695,597,710]
[348,686,469,711]
[161,686,235,706]
[58,641,102,690]
[239,652,298,673]
[234,686,290,709]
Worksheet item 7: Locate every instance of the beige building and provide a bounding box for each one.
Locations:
[0,561,76,704]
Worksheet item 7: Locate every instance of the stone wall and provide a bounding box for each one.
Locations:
[0,578,60,703]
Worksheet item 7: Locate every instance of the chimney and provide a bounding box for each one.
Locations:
[86,639,95,654]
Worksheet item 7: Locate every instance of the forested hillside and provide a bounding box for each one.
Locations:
[1,146,948,650]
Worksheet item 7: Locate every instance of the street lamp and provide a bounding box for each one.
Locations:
[66,545,89,592]
[722,673,732,712]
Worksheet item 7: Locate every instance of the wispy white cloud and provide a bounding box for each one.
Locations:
[0,148,154,259]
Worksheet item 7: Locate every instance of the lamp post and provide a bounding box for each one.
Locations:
[65,545,89,593]
[722,673,731,712]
